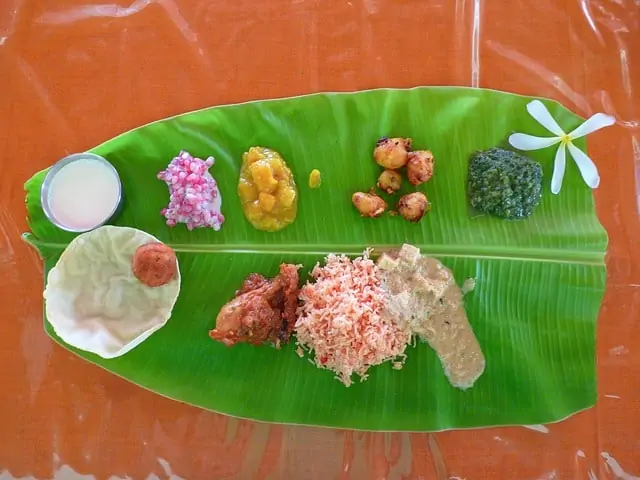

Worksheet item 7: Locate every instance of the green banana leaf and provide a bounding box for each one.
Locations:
[23,87,607,432]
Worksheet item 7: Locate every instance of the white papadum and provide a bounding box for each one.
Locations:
[44,225,181,359]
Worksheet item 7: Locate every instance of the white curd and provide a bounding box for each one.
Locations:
[47,157,120,231]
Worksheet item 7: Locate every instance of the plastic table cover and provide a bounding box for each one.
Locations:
[0,0,638,478]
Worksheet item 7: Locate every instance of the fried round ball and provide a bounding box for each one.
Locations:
[373,137,412,169]
[352,192,387,217]
[407,150,435,186]
[132,243,178,287]
[397,192,430,223]
[377,169,402,194]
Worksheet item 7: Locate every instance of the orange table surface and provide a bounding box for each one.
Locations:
[1,1,639,478]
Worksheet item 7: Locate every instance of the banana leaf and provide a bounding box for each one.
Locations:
[23,87,607,431]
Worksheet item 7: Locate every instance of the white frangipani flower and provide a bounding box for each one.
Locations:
[508,100,615,194]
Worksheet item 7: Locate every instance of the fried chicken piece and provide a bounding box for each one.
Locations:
[209,264,300,348]
[238,273,270,294]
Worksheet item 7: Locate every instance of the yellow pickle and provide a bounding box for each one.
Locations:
[238,147,298,232]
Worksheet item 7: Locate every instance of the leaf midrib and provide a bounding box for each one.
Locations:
[22,234,605,265]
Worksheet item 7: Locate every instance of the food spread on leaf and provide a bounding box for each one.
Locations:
[157,151,225,231]
[28,90,615,426]
[468,147,543,220]
[36,129,489,389]
[238,147,298,232]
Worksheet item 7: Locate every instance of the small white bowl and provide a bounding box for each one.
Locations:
[41,152,123,233]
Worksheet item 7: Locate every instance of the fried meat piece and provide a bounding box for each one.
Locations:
[209,264,299,348]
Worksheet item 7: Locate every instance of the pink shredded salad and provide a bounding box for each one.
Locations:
[295,253,410,386]
[157,151,225,231]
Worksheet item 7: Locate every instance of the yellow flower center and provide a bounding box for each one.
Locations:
[560,134,572,145]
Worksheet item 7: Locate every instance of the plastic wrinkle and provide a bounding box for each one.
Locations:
[523,425,550,434]
[579,0,605,45]
[36,0,197,42]
[485,40,593,116]
[634,135,640,212]
[601,453,640,480]
[1,0,639,478]
[0,0,21,38]
[36,0,154,24]
[470,0,481,87]
[14,57,78,144]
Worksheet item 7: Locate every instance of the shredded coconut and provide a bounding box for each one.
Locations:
[157,151,225,231]
[295,253,410,387]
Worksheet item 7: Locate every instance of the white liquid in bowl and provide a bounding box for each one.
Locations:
[48,158,121,231]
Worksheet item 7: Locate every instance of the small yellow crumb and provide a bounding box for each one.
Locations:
[309,169,321,188]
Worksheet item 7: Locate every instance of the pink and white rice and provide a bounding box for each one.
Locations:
[157,151,225,231]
